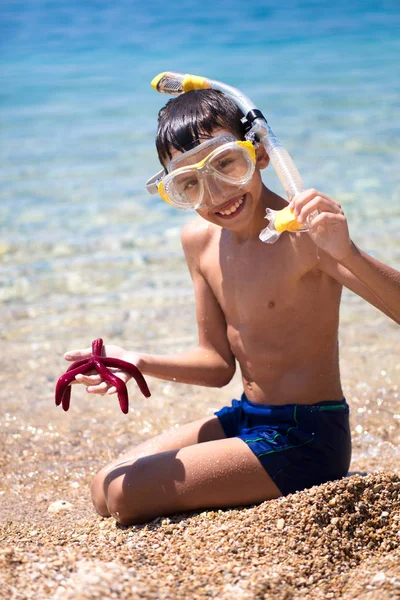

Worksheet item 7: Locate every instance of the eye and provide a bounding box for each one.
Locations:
[214,150,239,171]
[217,158,235,169]
[182,177,199,191]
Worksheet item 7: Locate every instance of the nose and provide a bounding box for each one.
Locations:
[202,175,237,207]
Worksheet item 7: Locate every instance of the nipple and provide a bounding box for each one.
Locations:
[259,205,308,244]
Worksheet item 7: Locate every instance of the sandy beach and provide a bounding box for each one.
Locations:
[1,256,399,598]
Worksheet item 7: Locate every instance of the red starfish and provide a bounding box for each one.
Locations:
[55,338,151,414]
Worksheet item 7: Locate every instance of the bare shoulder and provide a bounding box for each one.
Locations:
[180,216,220,262]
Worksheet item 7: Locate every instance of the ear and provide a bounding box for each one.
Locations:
[256,143,270,170]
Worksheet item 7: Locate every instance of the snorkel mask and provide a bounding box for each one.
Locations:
[147,134,256,210]
[147,72,311,243]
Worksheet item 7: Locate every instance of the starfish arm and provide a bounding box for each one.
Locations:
[102,357,151,398]
[61,386,72,411]
[55,377,66,406]
[55,361,94,408]
[55,372,76,407]
[92,338,103,357]
[66,357,93,372]
[62,361,94,380]
[93,359,129,414]
[55,379,70,407]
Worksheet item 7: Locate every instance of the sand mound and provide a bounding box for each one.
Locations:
[1,472,399,599]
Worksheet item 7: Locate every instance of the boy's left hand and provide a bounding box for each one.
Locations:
[289,189,352,261]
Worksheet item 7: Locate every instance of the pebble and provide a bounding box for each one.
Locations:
[48,500,74,513]
[371,571,387,585]
[276,518,285,530]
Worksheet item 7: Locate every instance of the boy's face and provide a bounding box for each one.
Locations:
[167,128,269,231]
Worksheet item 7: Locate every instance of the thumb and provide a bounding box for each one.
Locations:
[64,347,92,362]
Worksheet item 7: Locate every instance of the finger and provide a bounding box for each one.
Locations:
[308,211,347,231]
[298,196,342,224]
[290,189,340,217]
[86,381,110,395]
[64,347,92,362]
[107,386,117,395]
[289,188,320,212]
[75,373,103,385]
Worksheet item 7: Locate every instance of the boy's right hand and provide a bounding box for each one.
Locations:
[64,345,141,396]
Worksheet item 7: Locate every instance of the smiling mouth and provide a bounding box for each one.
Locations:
[215,195,245,218]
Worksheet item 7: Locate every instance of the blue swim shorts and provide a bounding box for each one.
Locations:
[214,394,351,496]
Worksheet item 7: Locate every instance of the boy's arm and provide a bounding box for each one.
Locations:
[319,244,400,324]
[69,332,235,393]
[132,220,236,387]
[120,220,235,388]
[290,188,400,324]
[131,272,236,387]
[67,222,235,394]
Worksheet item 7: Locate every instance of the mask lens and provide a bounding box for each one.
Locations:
[164,169,202,208]
[209,146,252,181]
[171,170,201,205]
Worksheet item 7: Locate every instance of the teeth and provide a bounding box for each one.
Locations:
[218,197,243,216]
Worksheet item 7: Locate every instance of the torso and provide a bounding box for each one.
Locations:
[198,221,344,405]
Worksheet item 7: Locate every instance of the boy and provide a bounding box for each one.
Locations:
[65,89,400,525]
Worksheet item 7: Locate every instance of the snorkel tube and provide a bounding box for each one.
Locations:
[151,72,309,243]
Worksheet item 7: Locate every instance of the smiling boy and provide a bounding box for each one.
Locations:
[65,89,400,525]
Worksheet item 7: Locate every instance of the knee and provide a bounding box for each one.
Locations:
[91,466,112,517]
[90,460,146,524]
[105,476,144,526]
[104,462,163,526]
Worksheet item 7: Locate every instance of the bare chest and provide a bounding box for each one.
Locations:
[202,234,319,326]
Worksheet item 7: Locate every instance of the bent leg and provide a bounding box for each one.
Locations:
[91,415,226,516]
[104,437,282,525]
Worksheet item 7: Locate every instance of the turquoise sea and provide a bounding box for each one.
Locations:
[1,1,399,341]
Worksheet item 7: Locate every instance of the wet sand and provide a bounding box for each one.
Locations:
[1,253,399,599]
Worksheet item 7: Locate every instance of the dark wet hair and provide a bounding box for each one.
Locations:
[155,89,247,166]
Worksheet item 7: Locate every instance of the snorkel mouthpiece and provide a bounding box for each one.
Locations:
[260,206,305,243]
[150,71,307,243]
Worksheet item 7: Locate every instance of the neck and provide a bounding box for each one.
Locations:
[228,185,287,243]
